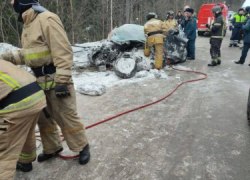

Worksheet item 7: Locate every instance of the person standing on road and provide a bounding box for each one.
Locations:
[229,8,246,47]
[0,0,90,171]
[162,10,178,36]
[0,60,46,179]
[234,7,250,65]
[176,11,184,24]
[144,12,165,69]
[181,8,197,60]
[207,5,225,67]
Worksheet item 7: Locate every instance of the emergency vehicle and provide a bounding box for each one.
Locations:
[197,3,229,36]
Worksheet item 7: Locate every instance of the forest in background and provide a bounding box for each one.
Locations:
[0,0,245,46]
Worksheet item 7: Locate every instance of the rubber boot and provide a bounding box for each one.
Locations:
[79,144,90,165]
[37,148,63,162]
[217,58,221,65]
[16,162,33,172]
[208,60,217,67]
[234,60,244,64]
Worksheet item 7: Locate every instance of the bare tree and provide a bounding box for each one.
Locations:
[0,0,244,45]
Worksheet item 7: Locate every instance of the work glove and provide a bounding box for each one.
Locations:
[205,24,210,28]
[55,84,70,98]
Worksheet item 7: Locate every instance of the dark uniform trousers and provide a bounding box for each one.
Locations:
[210,38,222,60]
[239,43,250,63]
[187,39,196,59]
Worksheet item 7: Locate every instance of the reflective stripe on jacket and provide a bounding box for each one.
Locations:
[0,8,73,90]
[232,14,247,28]
[211,15,225,39]
[0,60,46,115]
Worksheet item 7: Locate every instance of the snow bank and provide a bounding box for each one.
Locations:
[0,42,188,96]
[72,41,103,69]
[78,83,106,96]
[0,43,18,53]
[73,69,168,91]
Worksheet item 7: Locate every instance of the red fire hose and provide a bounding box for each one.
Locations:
[43,66,207,160]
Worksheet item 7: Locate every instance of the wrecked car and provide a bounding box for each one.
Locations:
[88,24,146,78]
[87,24,187,79]
[164,28,188,64]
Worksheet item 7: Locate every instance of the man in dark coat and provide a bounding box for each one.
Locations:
[181,8,197,60]
[235,7,250,65]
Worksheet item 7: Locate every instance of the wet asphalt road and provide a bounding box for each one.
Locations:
[16,33,250,180]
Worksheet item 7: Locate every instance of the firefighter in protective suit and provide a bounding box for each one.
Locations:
[0,60,46,179]
[1,0,90,170]
[206,6,225,66]
[144,12,165,69]
[162,10,178,36]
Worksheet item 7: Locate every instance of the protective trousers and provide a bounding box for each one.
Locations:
[210,38,222,63]
[0,104,43,180]
[154,43,164,69]
[144,36,164,69]
[38,85,88,154]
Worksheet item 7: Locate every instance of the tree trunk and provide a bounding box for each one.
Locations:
[70,0,75,44]
[125,0,130,23]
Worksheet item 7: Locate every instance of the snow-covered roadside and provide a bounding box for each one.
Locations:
[73,69,169,95]
[72,41,170,95]
[0,43,18,52]
[72,41,104,69]
[0,42,183,96]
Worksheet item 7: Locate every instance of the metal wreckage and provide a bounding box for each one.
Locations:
[79,24,188,79]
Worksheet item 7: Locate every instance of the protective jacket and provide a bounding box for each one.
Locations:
[144,18,164,42]
[232,14,247,28]
[1,8,73,90]
[0,60,46,115]
[162,19,178,35]
[144,18,164,69]
[210,14,225,39]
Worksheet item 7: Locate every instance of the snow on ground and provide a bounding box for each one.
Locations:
[73,69,168,89]
[172,65,192,71]
[71,41,170,95]
[0,43,18,52]
[0,42,189,96]
[72,41,103,69]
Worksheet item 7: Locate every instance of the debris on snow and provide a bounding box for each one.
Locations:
[77,83,106,96]
[135,70,150,78]
[150,69,168,79]
[114,53,137,79]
